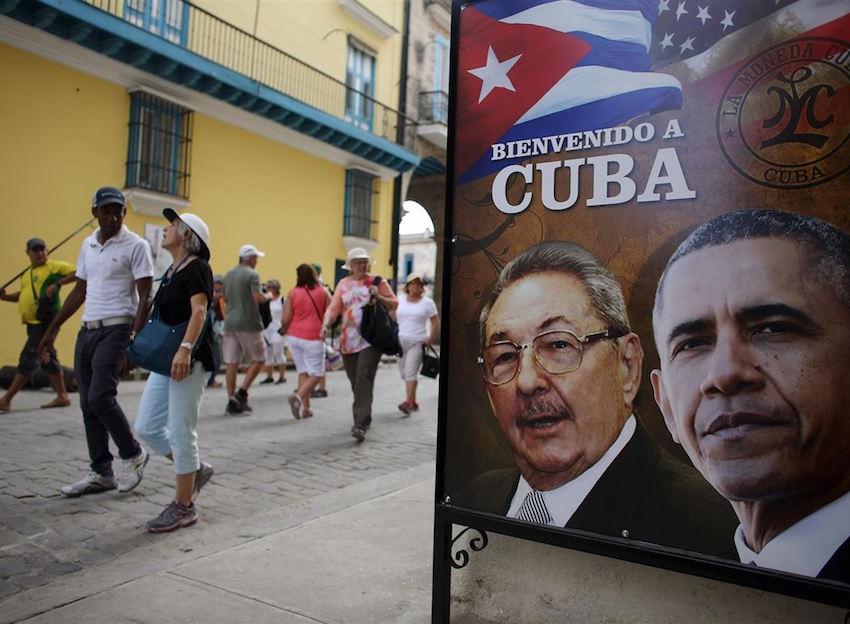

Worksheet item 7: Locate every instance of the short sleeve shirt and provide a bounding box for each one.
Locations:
[222,264,263,332]
[18,259,76,325]
[76,226,154,322]
[155,258,215,372]
[396,295,438,341]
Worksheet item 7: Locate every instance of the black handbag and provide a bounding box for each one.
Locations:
[359,276,403,356]
[30,272,57,323]
[420,345,440,378]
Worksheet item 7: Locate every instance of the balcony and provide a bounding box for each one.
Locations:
[0,0,419,174]
[417,89,448,149]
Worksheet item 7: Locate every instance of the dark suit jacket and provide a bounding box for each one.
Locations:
[818,536,850,584]
[454,424,739,559]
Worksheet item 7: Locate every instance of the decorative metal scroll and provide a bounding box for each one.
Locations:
[450,527,489,569]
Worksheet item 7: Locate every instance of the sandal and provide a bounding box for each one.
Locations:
[287,394,302,420]
[302,409,314,419]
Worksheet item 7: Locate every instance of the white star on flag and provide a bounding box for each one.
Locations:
[679,35,696,53]
[659,32,674,50]
[721,9,735,31]
[658,0,670,13]
[696,5,711,25]
[675,1,688,21]
[468,46,522,104]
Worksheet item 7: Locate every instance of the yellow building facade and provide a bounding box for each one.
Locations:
[0,0,417,366]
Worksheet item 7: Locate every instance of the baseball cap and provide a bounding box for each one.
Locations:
[163,208,211,261]
[311,262,322,275]
[26,237,46,251]
[92,186,126,210]
[239,244,265,258]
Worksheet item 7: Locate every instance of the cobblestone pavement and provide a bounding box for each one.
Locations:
[0,363,438,607]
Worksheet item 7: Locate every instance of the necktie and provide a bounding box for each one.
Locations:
[516,490,552,525]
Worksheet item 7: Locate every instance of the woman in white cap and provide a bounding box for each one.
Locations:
[395,273,439,414]
[320,247,397,441]
[134,209,215,533]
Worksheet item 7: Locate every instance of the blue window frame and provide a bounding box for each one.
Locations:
[433,34,449,124]
[403,253,414,282]
[124,0,189,46]
[343,170,375,239]
[126,91,192,199]
[345,41,375,131]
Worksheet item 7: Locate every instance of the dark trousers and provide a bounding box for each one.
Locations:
[75,325,140,477]
[342,345,382,430]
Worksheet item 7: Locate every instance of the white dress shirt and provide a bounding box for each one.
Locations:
[507,416,637,526]
[76,226,154,321]
[734,489,850,578]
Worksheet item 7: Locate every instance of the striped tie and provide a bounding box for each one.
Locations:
[516,490,552,525]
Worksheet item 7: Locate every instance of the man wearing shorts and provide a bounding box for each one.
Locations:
[221,244,271,415]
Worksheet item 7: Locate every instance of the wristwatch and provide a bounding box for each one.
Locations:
[179,342,193,351]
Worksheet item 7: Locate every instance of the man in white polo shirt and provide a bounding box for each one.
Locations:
[40,187,154,497]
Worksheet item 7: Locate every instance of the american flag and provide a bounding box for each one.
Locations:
[651,0,799,66]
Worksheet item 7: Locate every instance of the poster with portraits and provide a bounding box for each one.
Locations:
[439,0,850,603]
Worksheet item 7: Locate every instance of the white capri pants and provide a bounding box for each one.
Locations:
[287,335,325,377]
[398,336,425,381]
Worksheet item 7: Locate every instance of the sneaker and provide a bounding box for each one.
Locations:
[411,403,420,412]
[225,397,245,415]
[259,377,275,385]
[398,401,411,415]
[235,388,252,412]
[60,471,117,497]
[117,448,149,493]
[193,462,215,501]
[351,426,366,442]
[206,380,223,388]
[310,389,328,398]
[288,394,302,420]
[145,500,198,533]
[275,378,287,385]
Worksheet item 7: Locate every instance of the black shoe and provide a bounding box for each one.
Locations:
[351,426,366,442]
[235,389,252,412]
[311,389,328,398]
[259,377,274,385]
[275,378,287,385]
[225,397,245,415]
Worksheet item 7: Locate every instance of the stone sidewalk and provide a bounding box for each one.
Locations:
[0,364,438,622]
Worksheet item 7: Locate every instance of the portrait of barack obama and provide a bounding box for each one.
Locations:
[455,241,737,558]
[651,209,850,583]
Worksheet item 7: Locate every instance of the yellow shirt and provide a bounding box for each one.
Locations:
[18,259,76,324]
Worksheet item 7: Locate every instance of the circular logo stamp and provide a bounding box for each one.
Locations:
[716,37,850,189]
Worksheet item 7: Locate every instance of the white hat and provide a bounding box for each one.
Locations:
[163,208,211,261]
[343,247,372,270]
[239,243,265,258]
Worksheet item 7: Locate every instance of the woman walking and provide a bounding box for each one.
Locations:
[134,209,215,533]
[260,279,287,385]
[395,274,439,415]
[320,248,397,441]
[282,264,330,419]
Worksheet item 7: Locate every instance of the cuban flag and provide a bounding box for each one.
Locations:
[456,0,683,182]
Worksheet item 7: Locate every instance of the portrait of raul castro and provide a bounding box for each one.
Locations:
[455,241,737,558]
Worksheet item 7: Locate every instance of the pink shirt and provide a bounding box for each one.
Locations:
[286,286,328,340]
[325,276,396,354]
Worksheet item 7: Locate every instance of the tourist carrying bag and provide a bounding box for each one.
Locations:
[127,257,201,376]
[359,276,403,356]
[420,345,440,378]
